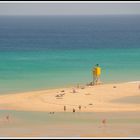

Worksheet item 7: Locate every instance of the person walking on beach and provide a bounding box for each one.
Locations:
[64,106,66,112]
[102,119,107,127]
[92,64,101,85]
[73,108,76,113]
[78,105,81,111]
[72,89,76,93]
[6,115,10,122]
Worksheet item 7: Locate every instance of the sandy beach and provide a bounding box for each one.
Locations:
[0,81,140,137]
[0,82,140,112]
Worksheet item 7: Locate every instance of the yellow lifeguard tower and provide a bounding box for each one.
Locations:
[92,64,101,85]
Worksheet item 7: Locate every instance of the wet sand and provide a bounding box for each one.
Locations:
[0,111,140,137]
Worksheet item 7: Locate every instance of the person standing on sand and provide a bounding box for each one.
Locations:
[78,105,81,111]
[102,119,107,127]
[64,106,66,112]
[6,115,10,122]
[72,89,77,93]
[73,108,76,113]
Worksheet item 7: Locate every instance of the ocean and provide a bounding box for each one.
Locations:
[0,15,140,93]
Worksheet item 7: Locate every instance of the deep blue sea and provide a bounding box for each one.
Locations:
[0,15,140,93]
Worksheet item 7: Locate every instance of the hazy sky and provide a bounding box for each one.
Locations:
[0,3,140,15]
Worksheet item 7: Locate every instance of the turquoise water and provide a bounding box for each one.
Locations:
[0,15,140,93]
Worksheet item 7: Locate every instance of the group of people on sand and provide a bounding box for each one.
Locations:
[64,105,81,113]
[62,64,102,113]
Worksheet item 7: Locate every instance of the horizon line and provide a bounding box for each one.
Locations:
[0,1,140,3]
[0,13,140,16]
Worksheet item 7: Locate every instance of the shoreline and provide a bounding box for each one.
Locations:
[0,81,140,113]
[1,80,140,95]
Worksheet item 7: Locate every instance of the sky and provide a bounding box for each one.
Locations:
[0,3,140,15]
